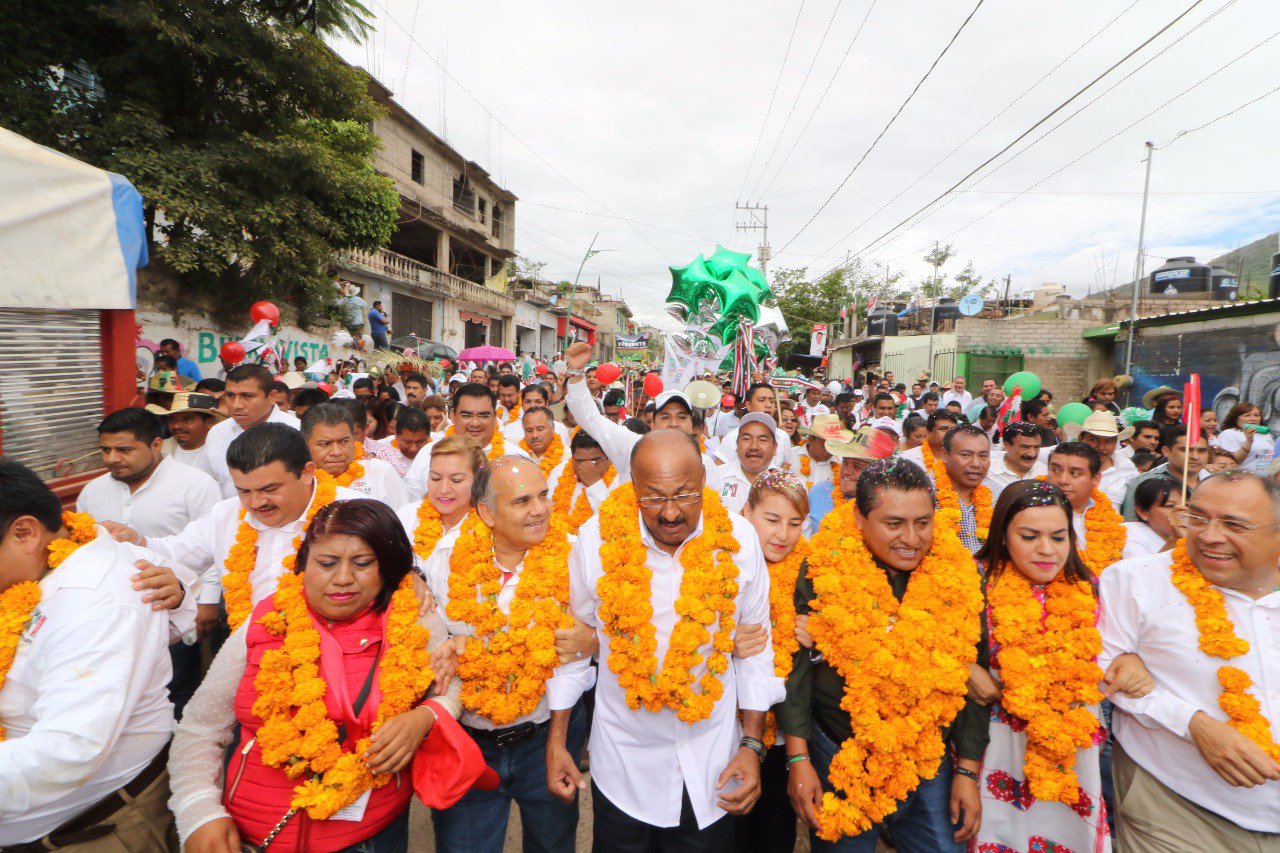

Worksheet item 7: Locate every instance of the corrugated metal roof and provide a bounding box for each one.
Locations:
[1119,297,1280,328]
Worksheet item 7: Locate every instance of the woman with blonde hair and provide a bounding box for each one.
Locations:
[395,435,488,571]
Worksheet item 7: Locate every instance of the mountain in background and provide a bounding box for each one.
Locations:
[1209,231,1277,299]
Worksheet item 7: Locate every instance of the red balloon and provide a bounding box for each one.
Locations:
[535,363,549,376]
[250,301,280,326]
[643,372,663,398]
[219,341,246,364]
[595,363,622,385]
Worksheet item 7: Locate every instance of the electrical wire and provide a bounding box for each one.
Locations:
[776,0,986,254]
[1153,79,1280,148]
[736,0,808,202]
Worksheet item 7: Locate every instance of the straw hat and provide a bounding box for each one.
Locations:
[800,413,852,443]
[145,392,226,421]
[1141,385,1179,409]
[1063,410,1134,442]
[825,426,898,461]
[147,372,197,393]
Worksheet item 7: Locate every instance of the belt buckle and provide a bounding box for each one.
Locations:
[495,724,529,749]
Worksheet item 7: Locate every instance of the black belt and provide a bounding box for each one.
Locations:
[0,745,169,853]
[465,719,548,749]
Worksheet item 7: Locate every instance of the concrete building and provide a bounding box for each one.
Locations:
[510,278,562,358]
[338,74,517,352]
[572,285,633,361]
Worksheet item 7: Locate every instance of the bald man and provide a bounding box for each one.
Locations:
[425,456,587,852]
[548,431,784,850]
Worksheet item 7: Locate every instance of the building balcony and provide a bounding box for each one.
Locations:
[341,247,515,317]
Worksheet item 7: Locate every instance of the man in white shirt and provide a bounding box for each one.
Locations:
[404,384,504,498]
[148,391,224,475]
[794,386,829,429]
[901,410,961,468]
[495,373,523,425]
[983,421,1045,501]
[108,423,360,641]
[77,407,221,716]
[1099,471,1280,848]
[940,375,973,412]
[714,383,792,469]
[563,343,721,488]
[716,413,779,514]
[203,364,301,498]
[367,406,432,477]
[503,384,570,443]
[788,414,847,491]
[547,430,617,529]
[547,431,783,849]
[1044,442,1107,549]
[512,406,566,471]
[1066,410,1139,507]
[426,457,588,852]
[0,459,196,850]
[300,402,410,508]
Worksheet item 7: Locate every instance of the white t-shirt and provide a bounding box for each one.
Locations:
[1213,428,1275,473]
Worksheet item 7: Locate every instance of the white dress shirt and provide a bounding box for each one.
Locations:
[713,425,792,470]
[394,500,466,572]
[1098,457,1139,508]
[982,451,1044,502]
[403,433,502,501]
[203,408,301,498]
[715,460,774,514]
[144,482,361,606]
[553,509,785,830]
[162,437,213,476]
[1120,521,1166,560]
[345,457,411,508]
[941,389,973,411]
[787,448,836,491]
[1099,552,1280,833]
[77,456,221,539]
[0,529,193,843]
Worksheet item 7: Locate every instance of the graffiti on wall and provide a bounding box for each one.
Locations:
[1117,316,1280,429]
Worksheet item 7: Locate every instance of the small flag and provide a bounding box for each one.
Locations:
[1183,374,1201,445]
[867,295,879,314]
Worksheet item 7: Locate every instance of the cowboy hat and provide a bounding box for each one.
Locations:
[147,372,197,393]
[825,425,898,461]
[1063,410,1134,442]
[1141,385,1179,409]
[145,391,226,421]
[800,413,853,443]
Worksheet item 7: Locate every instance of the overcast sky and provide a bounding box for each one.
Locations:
[332,0,1280,329]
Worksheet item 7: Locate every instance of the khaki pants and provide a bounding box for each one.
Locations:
[1113,741,1280,852]
[53,768,178,852]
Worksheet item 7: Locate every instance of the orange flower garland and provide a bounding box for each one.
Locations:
[0,512,97,741]
[330,459,365,488]
[503,402,522,424]
[1169,539,1280,761]
[921,440,936,469]
[551,460,616,535]
[799,454,839,486]
[986,570,1103,802]
[445,513,573,725]
[805,499,982,840]
[445,425,506,460]
[931,454,992,540]
[1077,488,1125,575]
[223,472,338,632]
[597,484,740,724]
[519,433,565,478]
[252,571,434,819]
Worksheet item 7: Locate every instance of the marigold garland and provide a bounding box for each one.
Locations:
[799,454,839,486]
[330,459,365,489]
[597,484,740,723]
[551,460,616,535]
[931,454,992,541]
[503,402,522,424]
[921,440,936,469]
[223,473,338,632]
[805,499,982,840]
[763,539,809,747]
[1169,539,1280,761]
[444,425,506,460]
[986,570,1103,803]
[0,512,97,741]
[252,572,434,819]
[519,433,565,478]
[1077,488,1125,575]
[445,513,573,725]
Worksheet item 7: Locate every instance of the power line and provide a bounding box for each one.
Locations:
[736,0,808,202]
[1154,79,1280,148]
[777,0,986,254]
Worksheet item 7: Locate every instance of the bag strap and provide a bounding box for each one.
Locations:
[337,645,383,744]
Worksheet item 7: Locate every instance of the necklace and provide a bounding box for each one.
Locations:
[519,433,565,478]
[1077,488,1125,574]
[551,461,616,535]
[932,455,992,540]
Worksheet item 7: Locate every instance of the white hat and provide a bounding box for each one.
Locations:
[853,389,865,397]
[1064,410,1134,442]
[654,390,692,412]
[738,412,778,432]
[869,416,902,437]
[826,381,842,393]
[449,372,467,384]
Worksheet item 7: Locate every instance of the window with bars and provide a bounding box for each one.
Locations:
[410,150,424,185]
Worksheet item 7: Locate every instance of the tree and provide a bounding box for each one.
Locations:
[0,0,398,325]
[772,259,908,358]
[918,244,997,301]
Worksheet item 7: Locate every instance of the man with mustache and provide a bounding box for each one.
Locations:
[937,424,993,554]
[716,413,779,514]
[148,391,224,475]
[202,364,301,498]
[983,420,1045,501]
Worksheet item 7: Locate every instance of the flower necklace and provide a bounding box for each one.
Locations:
[1169,539,1280,761]
[444,425,506,460]
[411,499,472,560]
[1077,488,1125,575]
[0,512,97,741]
[805,499,982,840]
[252,571,433,819]
[330,459,365,489]
[223,472,338,632]
[597,484,740,724]
[445,513,573,725]
[519,433,565,478]
[986,569,1103,802]
[761,538,810,748]
[799,453,839,485]
[504,402,522,424]
[931,454,992,540]
[551,460,617,535]
[921,441,936,469]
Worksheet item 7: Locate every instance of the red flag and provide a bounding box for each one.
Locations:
[867,295,879,314]
[1183,374,1201,445]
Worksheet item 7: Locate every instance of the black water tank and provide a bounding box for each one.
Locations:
[866,308,898,337]
[1209,266,1239,301]
[932,298,960,330]
[1149,256,1212,294]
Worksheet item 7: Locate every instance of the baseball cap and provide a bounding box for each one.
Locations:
[654,390,693,413]
[738,412,778,432]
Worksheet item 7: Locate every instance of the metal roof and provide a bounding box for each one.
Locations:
[1117,297,1280,329]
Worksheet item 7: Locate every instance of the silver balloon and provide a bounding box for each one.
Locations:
[755,304,790,346]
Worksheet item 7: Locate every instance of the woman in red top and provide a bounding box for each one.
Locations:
[171,499,460,853]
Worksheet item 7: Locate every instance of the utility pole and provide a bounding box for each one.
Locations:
[926,241,941,377]
[735,202,771,276]
[1123,142,1155,385]
[1002,274,1012,317]
[562,233,612,350]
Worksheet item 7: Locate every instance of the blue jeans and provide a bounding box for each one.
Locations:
[337,809,409,853]
[809,722,962,853]
[432,703,586,853]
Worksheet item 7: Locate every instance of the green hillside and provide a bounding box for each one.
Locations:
[1210,232,1277,299]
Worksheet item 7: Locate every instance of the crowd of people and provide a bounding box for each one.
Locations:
[1,337,1277,853]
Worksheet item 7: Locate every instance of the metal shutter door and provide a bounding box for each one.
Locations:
[0,309,104,479]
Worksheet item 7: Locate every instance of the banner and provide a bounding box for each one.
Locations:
[662,332,730,389]
[616,332,650,358]
[810,323,829,357]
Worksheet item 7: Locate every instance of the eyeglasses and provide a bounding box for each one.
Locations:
[455,411,494,422]
[637,492,702,509]
[1182,512,1277,535]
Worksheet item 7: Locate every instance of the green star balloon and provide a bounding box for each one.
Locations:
[667,245,774,344]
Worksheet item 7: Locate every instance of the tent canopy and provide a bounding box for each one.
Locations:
[0,127,147,310]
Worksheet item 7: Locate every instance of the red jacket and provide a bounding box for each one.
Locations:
[224,598,412,852]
